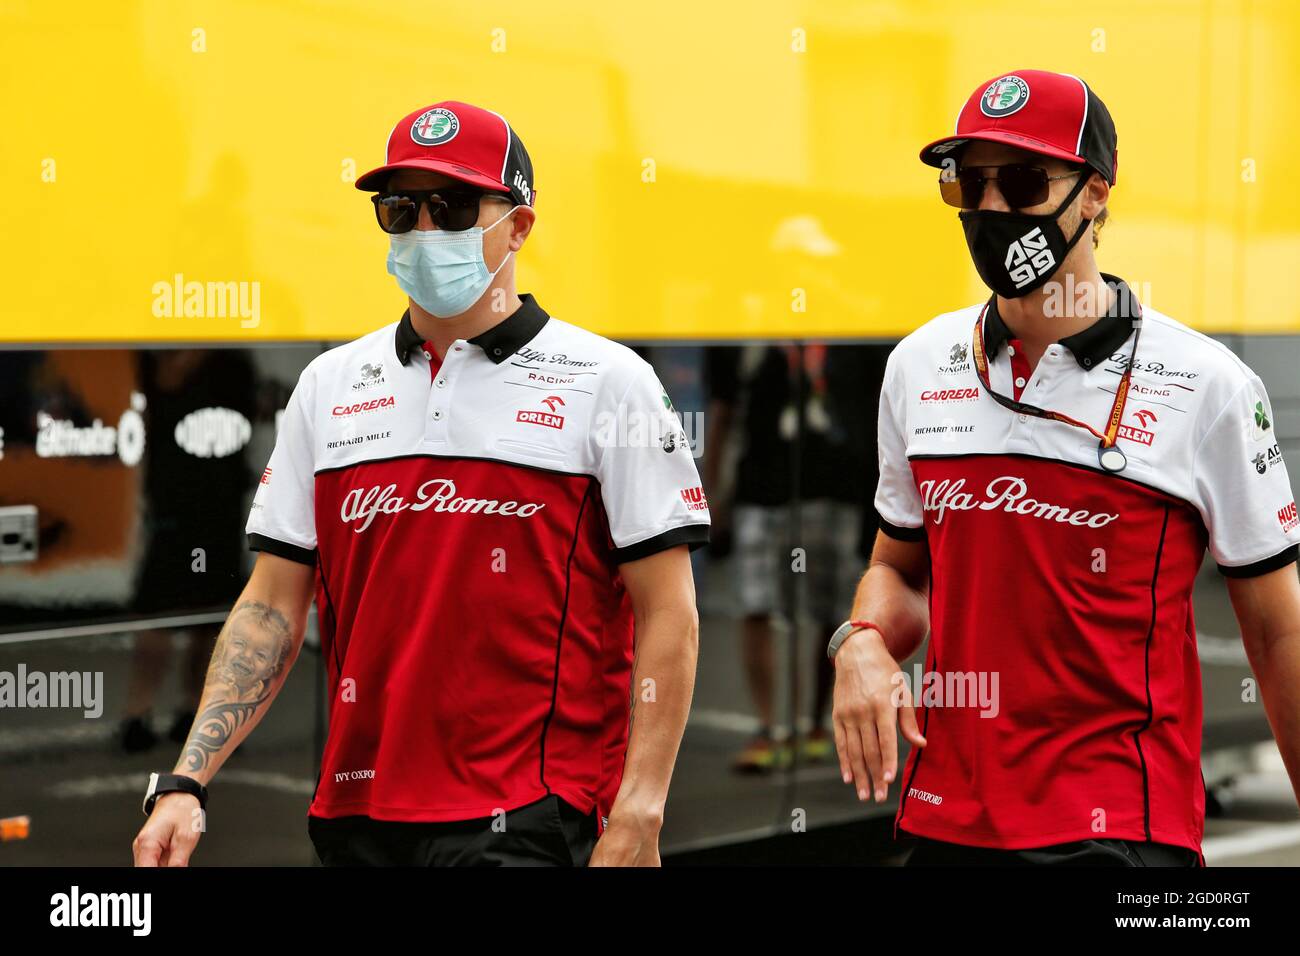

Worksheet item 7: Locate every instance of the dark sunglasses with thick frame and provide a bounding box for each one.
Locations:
[939,163,1082,210]
[371,186,510,234]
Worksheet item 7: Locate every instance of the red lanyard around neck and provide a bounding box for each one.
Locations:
[969,300,1141,471]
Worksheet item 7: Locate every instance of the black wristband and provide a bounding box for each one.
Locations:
[142,772,208,817]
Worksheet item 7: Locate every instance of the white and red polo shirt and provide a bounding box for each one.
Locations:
[246,294,710,824]
[876,276,1300,856]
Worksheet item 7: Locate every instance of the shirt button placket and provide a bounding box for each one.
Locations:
[425,340,465,444]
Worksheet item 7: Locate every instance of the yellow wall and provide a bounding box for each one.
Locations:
[3,0,1297,342]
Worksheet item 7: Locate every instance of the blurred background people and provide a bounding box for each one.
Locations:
[120,349,255,752]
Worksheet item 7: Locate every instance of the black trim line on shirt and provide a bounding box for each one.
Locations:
[1134,502,1171,842]
[538,482,592,795]
[315,546,343,678]
[313,450,597,482]
[878,516,926,542]
[247,532,316,567]
[1218,544,1299,579]
[612,523,710,564]
[906,451,1196,507]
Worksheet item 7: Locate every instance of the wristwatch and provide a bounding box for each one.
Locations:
[142,772,208,817]
[826,620,882,661]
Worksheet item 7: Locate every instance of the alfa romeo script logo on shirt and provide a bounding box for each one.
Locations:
[920,476,1120,528]
[341,479,547,533]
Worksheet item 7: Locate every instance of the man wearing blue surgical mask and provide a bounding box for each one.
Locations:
[133,101,711,868]
[382,170,529,323]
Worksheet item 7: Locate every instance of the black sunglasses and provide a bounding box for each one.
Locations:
[371,187,506,234]
[939,164,1081,210]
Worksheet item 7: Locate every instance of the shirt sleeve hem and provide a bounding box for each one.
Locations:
[612,524,710,564]
[878,516,926,542]
[1217,544,1298,579]
[248,532,317,567]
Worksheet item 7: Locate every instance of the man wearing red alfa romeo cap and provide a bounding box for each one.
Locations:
[133,101,710,867]
[828,71,1300,865]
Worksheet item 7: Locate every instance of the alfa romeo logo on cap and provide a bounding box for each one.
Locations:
[411,108,460,146]
[980,75,1030,117]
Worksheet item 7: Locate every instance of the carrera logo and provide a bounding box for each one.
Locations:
[333,396,395,417]
[341,479,546,533]
[261,466,272,485]
[680,486,708,512]
[1280,501,1299,534]
[920,476,1120,529]
[1006,227,1054,289]
[920,388,980,403]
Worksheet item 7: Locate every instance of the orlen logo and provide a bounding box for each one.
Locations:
[680,486,708,512]
[333,396,395,417]
[920,388,979,404]
[517,396,565,430]
[1117,426,1154,446]
[1279,501,1299,534]
[174,407,251,458]
[920,476,1120,529]
[1118,409,1157,446]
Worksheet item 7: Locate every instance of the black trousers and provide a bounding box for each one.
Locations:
[900,829,1201,866]
[308,795,599,867]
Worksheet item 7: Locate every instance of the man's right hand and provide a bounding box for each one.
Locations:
[831,626,926,804]
[133,792,203,867]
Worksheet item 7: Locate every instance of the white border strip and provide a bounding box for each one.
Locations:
[1062,72,1089,156]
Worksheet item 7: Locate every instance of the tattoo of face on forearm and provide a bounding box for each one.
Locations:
[182,600,293,772]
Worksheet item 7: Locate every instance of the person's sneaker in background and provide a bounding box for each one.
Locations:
[732,735,793,774]
[799,727,834,763]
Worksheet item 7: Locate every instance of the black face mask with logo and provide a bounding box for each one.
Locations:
[959,173,1091,298]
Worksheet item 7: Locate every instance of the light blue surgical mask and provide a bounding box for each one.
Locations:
[386,205,519,318]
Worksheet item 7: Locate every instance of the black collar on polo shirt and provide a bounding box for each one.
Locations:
[394,293,551,366]
[982,274,1140,370]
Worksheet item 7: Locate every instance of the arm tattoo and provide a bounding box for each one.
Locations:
[181,600,294,773]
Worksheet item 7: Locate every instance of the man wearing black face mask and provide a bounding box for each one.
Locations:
[826,70,1300,866]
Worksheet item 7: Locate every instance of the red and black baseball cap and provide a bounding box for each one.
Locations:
[920,70,1118,185]
[355,100,535,206]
